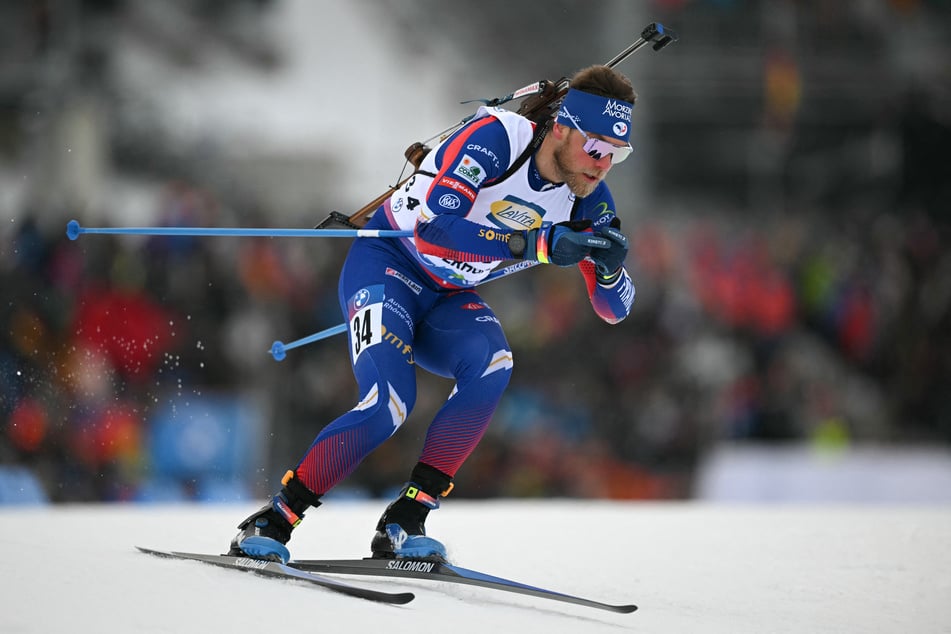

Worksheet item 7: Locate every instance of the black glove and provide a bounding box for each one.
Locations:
[511,220,609,267]
[590,222,628,284]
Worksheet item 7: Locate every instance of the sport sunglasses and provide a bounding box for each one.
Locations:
[560,107,634,164]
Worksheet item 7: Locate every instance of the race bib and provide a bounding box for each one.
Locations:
[347,285,384,362]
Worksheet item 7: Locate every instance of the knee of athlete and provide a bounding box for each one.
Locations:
[460,339,514,390]
[352,378,416,435]
[481,347,513,392]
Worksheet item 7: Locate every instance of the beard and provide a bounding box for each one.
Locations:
[551,142,604,198]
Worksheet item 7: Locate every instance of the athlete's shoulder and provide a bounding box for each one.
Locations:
[575,181,617,228]
[475,105,533,127]
[436,107,527,177]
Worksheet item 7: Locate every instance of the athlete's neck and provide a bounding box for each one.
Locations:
[534,133,563,186]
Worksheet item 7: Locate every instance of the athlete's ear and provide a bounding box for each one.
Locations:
[551,121,570,140]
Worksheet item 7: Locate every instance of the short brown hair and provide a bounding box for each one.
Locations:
[570,65,637,105]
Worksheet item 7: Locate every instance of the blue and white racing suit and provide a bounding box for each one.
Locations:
[295,106,635,494]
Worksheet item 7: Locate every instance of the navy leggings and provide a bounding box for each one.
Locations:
[295,239,512,494]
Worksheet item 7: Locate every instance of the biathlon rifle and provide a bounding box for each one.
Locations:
[316,22,677,230]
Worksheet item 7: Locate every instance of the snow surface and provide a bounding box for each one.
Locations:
[2,500,949,633]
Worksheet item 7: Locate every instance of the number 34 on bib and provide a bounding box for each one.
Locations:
[347,285,384,362]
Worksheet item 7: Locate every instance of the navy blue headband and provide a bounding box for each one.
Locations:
[556,88,633,142]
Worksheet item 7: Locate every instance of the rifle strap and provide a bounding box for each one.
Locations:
[397,117,551,195]
[483,119,551,189]
[332,114,551,229]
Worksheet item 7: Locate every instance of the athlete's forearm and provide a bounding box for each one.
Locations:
[415,214,515,262]
[578,259,635,323]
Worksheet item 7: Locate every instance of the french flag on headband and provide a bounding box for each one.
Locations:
[556,88,633,143]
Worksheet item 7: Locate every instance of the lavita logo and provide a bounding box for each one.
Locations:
[487,196,544,230]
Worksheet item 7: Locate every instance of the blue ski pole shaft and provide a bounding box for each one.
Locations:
[269,261,540,361]
[68,223,539,362]
[270,323,349,361]
[66,220,412,240]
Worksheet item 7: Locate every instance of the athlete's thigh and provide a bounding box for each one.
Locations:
[413,291,510,380]
[338,242,431,378]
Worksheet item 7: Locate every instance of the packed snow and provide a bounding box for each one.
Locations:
[1,500,948,633]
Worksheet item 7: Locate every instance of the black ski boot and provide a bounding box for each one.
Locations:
[371,462,454,561]
[229,470,321,563]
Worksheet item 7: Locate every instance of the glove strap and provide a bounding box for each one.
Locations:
[597,267,623,285]
[535,222,553,264]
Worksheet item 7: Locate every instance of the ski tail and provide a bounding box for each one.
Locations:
[136,547,414,605]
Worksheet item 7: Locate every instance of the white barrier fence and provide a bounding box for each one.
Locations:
[696,443,951,503]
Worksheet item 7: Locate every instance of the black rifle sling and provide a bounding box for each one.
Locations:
[405,118,550,195]
[482,120,550,189]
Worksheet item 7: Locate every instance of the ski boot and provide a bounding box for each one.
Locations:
[229,470,321,564]
[371,462,454,561]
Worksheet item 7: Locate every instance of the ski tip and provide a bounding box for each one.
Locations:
[136,546,187,560]
[390,592,417,605]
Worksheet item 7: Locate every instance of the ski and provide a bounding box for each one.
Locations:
[136,547,415,605]
[290,557,637,613]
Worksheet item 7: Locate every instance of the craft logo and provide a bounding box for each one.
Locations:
[602,99,632,122]
[465,143,500,169]
[453,154,487,187]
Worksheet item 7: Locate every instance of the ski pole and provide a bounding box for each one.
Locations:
[66,219,412,241]
[269,260,541,361]
[270,323,348,361]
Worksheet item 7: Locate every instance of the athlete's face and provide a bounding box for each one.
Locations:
[552,127,615,198]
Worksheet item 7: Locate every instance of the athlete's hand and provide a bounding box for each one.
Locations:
[590,222,628,284]
[514,220,609,267]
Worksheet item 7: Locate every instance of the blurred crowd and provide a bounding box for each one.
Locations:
[1,183,948,503]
